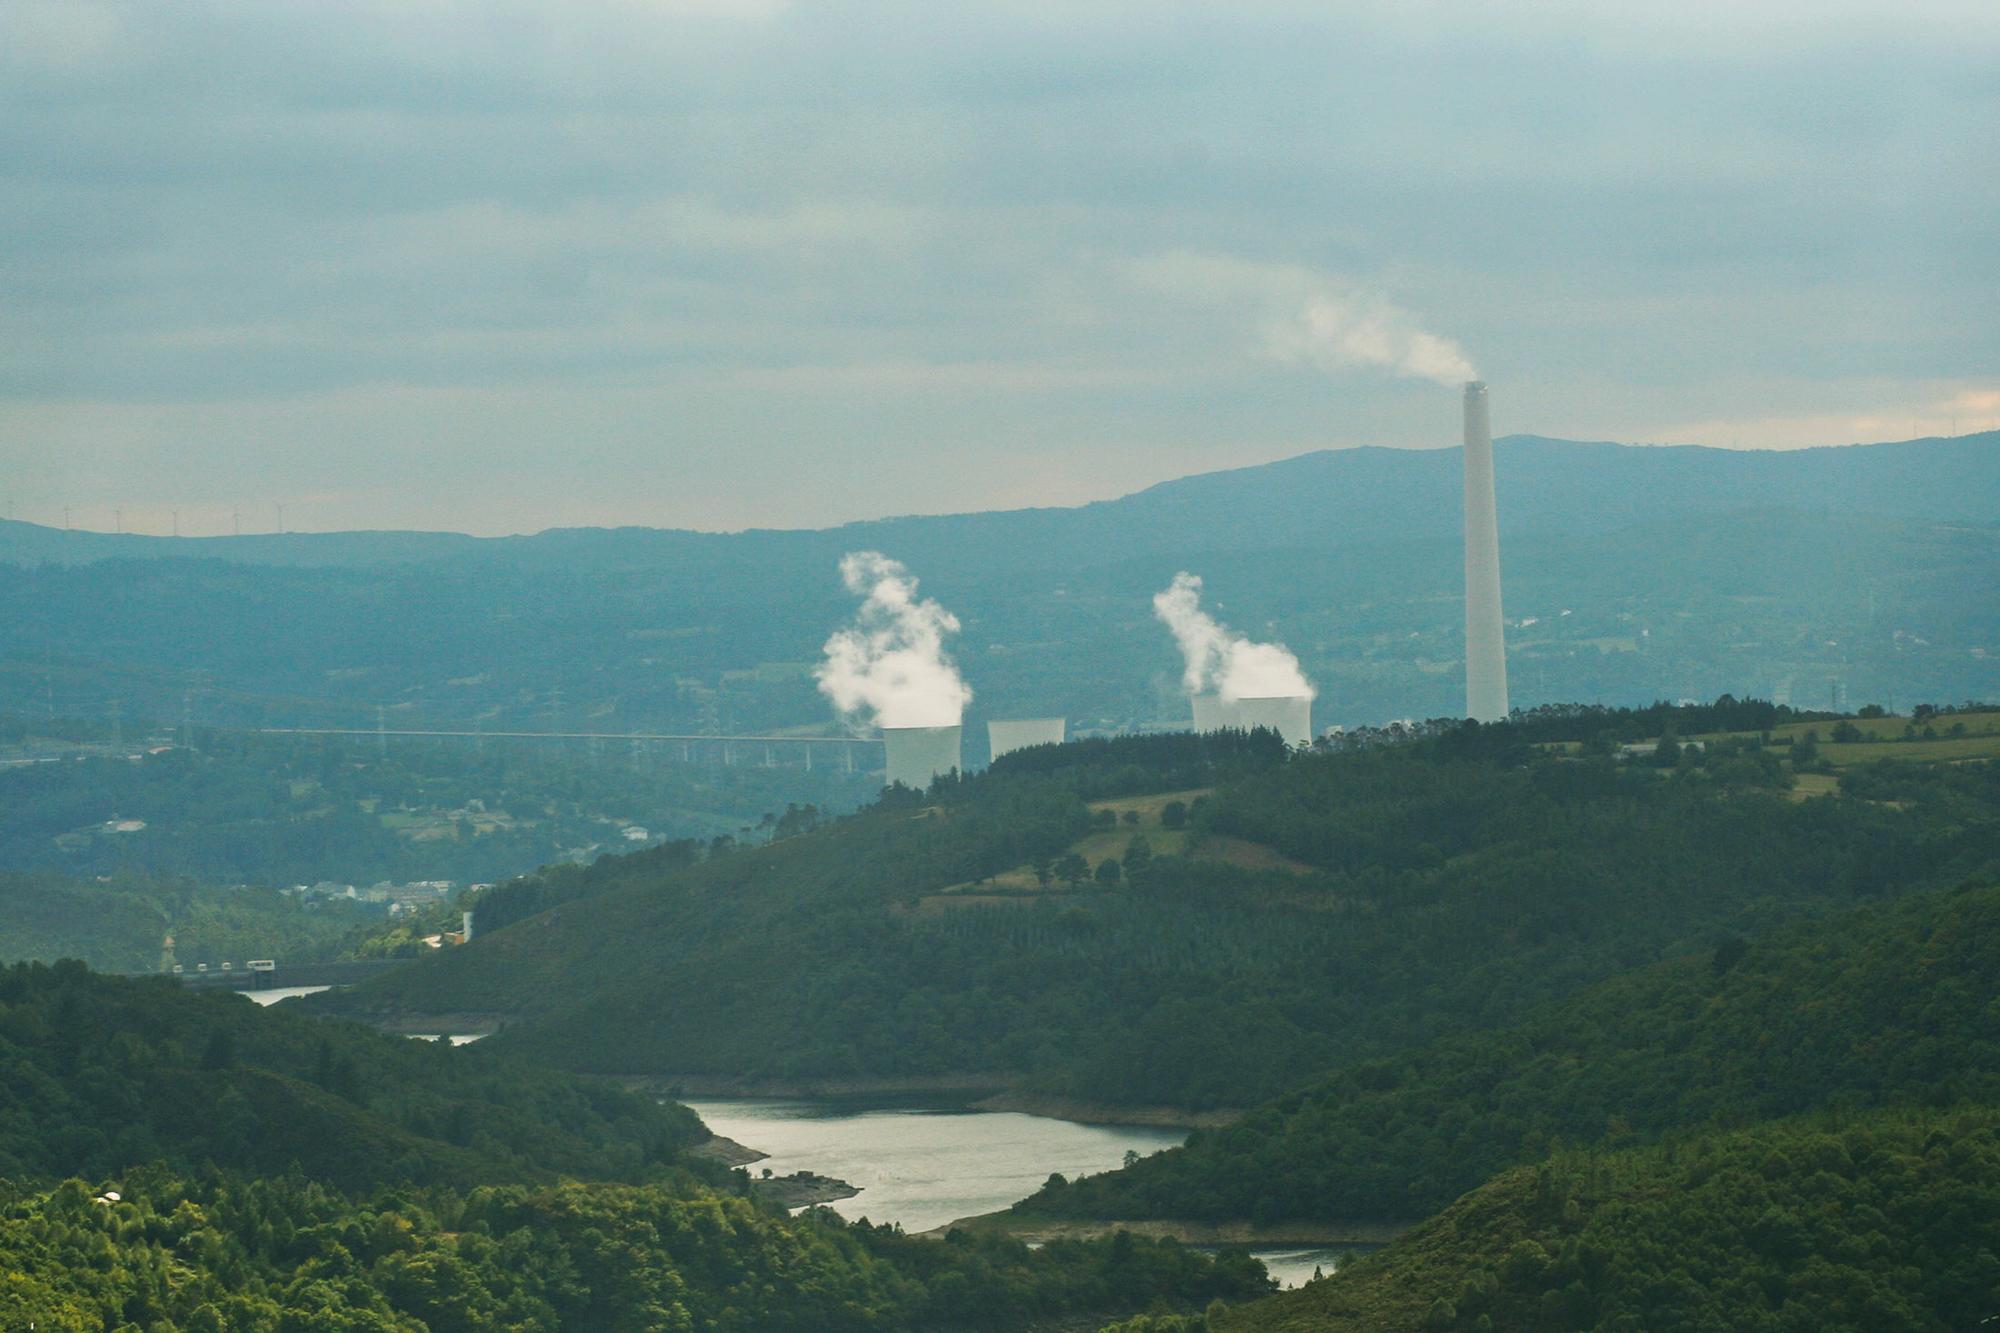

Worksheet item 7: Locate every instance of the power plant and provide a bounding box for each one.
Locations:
[828,379,1508,774]
[1462,380,1510,723]
[988,718,1065,761]
[883,724,961,791]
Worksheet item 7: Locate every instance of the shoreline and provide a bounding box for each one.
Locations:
[622,1073,1238,1129]
[686,1133,767,1168]
[923,1212,1406,1249]
[622,1071,1019,1100]
[362,1012,506,1037]
[967,1091,1242,1130]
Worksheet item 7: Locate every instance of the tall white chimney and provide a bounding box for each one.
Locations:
[1463,381,1510,723]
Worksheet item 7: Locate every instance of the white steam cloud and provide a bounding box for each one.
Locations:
[816,551,972,730]
[1128,250,1476,386]
[1267,291,1476,386]
[1153,572,1315,702]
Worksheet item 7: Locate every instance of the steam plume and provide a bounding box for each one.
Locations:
[1153,572,1315,701]
[817,551,972,729]
[1128,251,1474,386]
[1267,290,1476,386]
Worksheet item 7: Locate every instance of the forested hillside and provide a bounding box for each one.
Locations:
[1203,1105,2000,1332]
[1025,854,2000,1225]
[0,961,708,1192]
[0,963,1269,1330]
[0,1167,1266,1332]
[319,722,2000,1109]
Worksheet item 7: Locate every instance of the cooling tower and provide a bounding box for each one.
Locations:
[1462,381,1510,723]
[883,725,962,791]
[1191,694,1242,734]
[987,718,1065,762]
[1232,696,1312,749]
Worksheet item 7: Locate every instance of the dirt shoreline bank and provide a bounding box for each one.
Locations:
[967,1091,1243,1130]
[619,1071,1019,1100]
[365,1012,506,1037]
[923,1212,1406,1248]
[618,1074,1238,1129]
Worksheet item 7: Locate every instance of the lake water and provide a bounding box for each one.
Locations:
[246,985,332,1005]
[247,988,485,1043]
[684,1097,1346,1290]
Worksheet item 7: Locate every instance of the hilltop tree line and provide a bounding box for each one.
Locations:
[327,712,2000,1110]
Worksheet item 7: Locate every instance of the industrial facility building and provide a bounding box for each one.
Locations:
[883,724,961,790]
[988,718,1066,761]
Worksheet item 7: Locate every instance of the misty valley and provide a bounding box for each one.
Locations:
[6,429,2000,1333]
[6,427,2000,1333]
[7,5,2000,1327]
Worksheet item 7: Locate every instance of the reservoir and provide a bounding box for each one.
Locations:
[685,1097,1346,1290]
[246,985,333,1005]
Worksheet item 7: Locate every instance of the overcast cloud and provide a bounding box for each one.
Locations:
[4,1,1996,534]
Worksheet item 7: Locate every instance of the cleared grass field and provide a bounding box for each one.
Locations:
[1682,710,2000,771]
[1817,734,2000,766]
[1787,772,1841,800]
[926,784,1312,907]
[1768,713,2000,744]
[1086,788,1214,821]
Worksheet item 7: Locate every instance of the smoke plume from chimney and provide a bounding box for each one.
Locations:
[817,551,972,730]
[1269,291,1477,386]
[1153,572,1315,702]
[1125,251,1474,387]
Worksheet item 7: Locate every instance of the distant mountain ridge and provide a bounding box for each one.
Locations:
[6,432,1996,576]
[3,432,1994,735]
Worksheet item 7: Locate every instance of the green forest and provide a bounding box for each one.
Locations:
[318,722,2000,1110]
[0,962,1267,1330]
[1208,1104,2000,1331]
[1,1168,1266,1332]
[1021,867,2000,1224]
[0,961,709,1191]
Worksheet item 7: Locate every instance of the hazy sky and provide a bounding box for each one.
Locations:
[4,1,1996,535]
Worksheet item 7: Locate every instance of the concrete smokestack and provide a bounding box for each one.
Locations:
[987,718,1065,762]
[1462,381,1509,722]
[883,725,961,791]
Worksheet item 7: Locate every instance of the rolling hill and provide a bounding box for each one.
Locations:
[311,719,2000,1112]
[1194,1103,2000,1332]
[7,433,1998,573]
[4,434,1996,744]
[1023,854,2000,1228]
